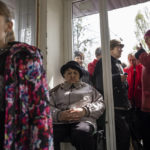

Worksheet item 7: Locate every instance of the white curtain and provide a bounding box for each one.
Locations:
[16,0,37,46]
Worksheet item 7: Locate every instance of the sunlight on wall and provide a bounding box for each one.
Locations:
[49,76,54,89]
[47,0,64,88]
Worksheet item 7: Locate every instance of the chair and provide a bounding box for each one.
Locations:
[60,112,106,150]
[94,110,106,150]
[60,141,76,150]
[60,129,106,150]
[60,136,76,150]
[93,129,106,150]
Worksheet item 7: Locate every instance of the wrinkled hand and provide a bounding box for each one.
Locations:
[136,43,143,51]
[120,74,127,82]
[59,108,86,121]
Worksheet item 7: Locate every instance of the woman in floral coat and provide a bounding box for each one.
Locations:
[0,1,53,149]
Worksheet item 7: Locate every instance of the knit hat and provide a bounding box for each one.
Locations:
[60,61,83,78]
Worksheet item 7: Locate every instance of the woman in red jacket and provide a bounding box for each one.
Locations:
[124,53,143,149]
[124,53,142,109]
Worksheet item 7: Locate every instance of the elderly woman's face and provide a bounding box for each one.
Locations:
[64,68,80,83]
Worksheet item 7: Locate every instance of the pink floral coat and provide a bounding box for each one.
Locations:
[4,42,53,150]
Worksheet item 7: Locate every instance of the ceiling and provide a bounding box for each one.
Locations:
[72,0,150,18]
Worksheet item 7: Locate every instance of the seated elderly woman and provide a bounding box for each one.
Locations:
[50,61,105,150]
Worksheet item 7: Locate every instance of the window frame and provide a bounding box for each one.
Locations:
[64,0,116,149]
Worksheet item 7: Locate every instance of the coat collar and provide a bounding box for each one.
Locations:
[111,56,121,64]
[0,42,16,56]
[0,48,9,56]
[60,81,85,90]
[7,41,37,56]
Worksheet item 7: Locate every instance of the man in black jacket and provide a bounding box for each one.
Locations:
[93,39,131,150]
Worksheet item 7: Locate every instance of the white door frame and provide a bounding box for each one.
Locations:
[63,0,116,149]
[63,0,73,63]
[37,0,47,68]
[99,0,116,149]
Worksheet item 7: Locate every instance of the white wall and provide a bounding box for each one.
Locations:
[37,0,47,69]
[47,0,64,88]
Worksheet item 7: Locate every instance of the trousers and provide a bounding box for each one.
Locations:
[115,110,130,150]
[53,122,95,150]
[140,112,150,150]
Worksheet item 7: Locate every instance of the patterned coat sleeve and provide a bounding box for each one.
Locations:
[16,49,54,149]
[26,50,53,149]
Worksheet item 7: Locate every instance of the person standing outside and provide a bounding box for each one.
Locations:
[74,51,91,84]
[135,29,150,150]
[88,47,102,77]
[93,39,131,150]
[124,53,143,148]
[0,1,53,149]
[124,53,142,109]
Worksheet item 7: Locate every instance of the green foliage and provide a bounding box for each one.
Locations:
[73,17,95,67]
[73,17,93,53]
[134,7,150,51]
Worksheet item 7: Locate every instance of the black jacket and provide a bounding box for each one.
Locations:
[93,56,130,109]
[81,67,93,85]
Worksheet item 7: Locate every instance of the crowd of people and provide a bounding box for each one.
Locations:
[1,0,150,150]
[68,36,150,150]
[89,33,150,150]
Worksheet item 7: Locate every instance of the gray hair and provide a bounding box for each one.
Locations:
[95,47,102,57]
